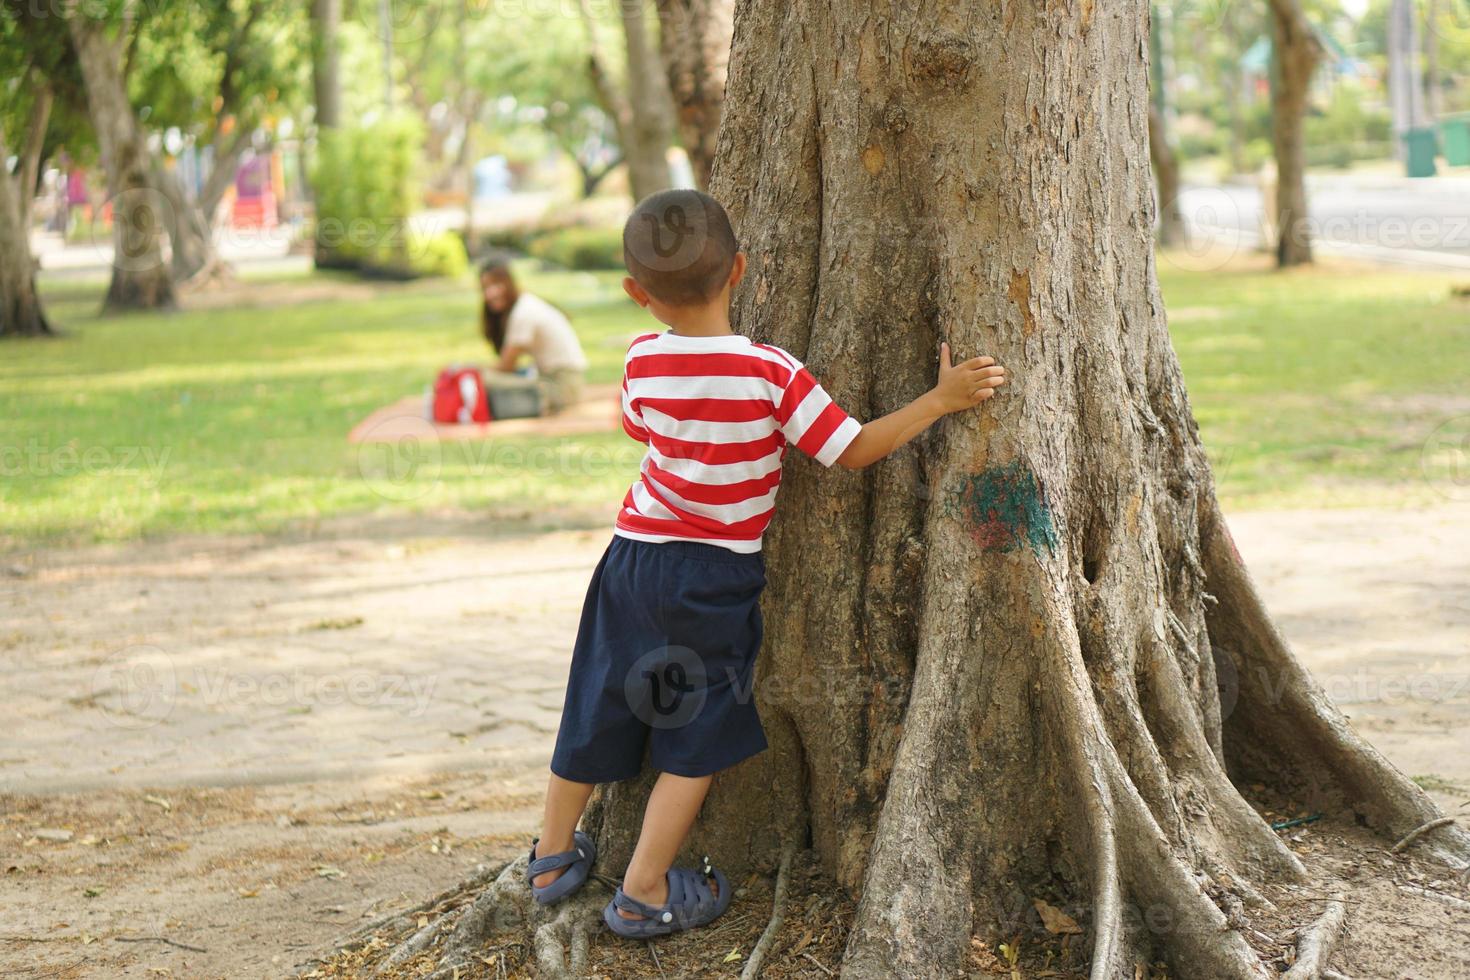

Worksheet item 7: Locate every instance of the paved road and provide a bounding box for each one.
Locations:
[1177,176,1470,269]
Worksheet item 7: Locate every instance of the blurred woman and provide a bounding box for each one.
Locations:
[480,256,588,414]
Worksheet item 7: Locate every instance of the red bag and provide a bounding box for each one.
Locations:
[432,367,490,424]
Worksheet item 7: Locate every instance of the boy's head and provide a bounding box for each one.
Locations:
[621,189,743,313]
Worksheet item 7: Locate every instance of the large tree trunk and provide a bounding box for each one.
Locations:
[68,15,175,312]
[1148,104,1184,247]
[1267,0,1320,267]
[366,2,1469,977]
[655,0,734,191]
[617,0,674,200]
[0,122,52,339]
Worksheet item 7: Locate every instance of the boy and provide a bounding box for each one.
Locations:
[526,189,1007,937]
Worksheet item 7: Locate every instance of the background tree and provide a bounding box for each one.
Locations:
[1148,103,1185,246]
[130,0,308,283]
[0,118,51,338]
[310,0,342,132]
[0,17,58,338]
[507,19,625,199]
[1148,4,1184,247]
[576,0,674,200]
[363,1,1469,977]
[655,0,734,190]
[1267,0,1322,266]
[66,3,175,311]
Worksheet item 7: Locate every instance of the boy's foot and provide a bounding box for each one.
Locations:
[531,839,572,889]
[602,859,732,937]
[617,870,720,919]
[526,832,597,905]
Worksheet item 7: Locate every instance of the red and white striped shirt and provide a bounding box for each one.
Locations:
[615,331,863,553]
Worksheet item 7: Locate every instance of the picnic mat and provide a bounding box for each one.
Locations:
[348,383,622,444]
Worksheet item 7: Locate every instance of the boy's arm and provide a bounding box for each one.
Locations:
[836,342,1006,470]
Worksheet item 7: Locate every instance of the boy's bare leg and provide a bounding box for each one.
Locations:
[617,771,717,919]
[532,773,596,889]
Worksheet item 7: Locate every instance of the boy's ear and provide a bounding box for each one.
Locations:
[622,276,650,308]
[728,252,747,289]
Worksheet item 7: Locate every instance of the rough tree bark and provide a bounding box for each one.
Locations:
[68,13,175,312]
[369,2,1468,977]
[655,0,734,190]
[1266,0,1321,267]
[1148,104,1184,247]
[0,120,52,338]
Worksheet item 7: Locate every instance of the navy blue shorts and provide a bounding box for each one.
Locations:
[549,536,769,783]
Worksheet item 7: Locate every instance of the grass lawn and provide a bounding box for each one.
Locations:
[3,255,1468,547]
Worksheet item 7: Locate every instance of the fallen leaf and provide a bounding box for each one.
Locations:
[722,947,742,963]
[237,887,259,898]
[144,795,171,811]
[1033,898,1082,935]
[306,616,363,631]
[314,865,346,879]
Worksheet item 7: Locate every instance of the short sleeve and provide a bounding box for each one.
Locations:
[621,375,649,443]
[772,356,862,467]
[621,337,654,444]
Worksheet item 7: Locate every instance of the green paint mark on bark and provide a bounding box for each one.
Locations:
[945,461,1057,554]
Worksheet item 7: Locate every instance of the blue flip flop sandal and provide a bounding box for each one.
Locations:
[526,830,597,905]
[602,856,731,938]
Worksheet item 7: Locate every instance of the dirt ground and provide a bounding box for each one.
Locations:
[2,504,1468,979]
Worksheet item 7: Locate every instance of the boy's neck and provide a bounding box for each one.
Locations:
[663,299,734,338]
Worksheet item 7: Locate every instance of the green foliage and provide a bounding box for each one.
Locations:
[406,230,470,279]
[127,0,310,140]
[1304,91,1393,169]
[527,226,624,271]
[1243,138,1274,173]
[312,114,426,275]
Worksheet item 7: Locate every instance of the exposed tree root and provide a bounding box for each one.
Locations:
[1398,885,1470,913]
[841,565,1283,980]
[327,862,502,957]
[1390,817,1459,855]
[740,842,797,980]
[176,256,238,293]
[1281,896,1345,980]
[360,854,606,980]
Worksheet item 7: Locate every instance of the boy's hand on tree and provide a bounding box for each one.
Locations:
[932,342,1007,414]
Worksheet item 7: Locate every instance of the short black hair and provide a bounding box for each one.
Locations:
[622,189,739,306]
